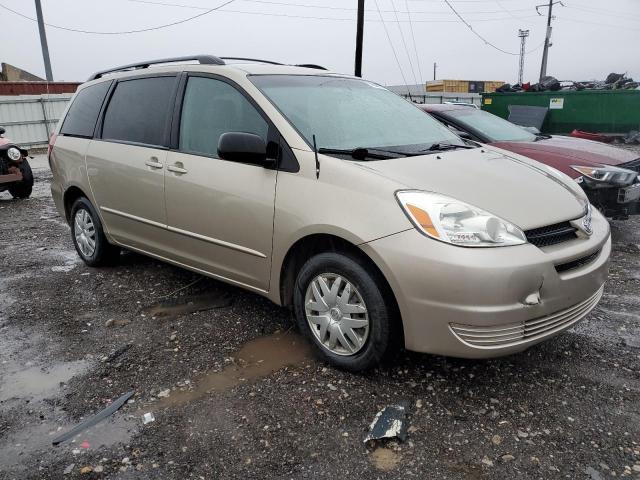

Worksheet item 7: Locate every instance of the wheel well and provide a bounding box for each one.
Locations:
[279,234,403,335]
[63,186,86,223]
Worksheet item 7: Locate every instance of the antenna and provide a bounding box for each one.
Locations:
[517,29,529,85]
[312,135,320,179]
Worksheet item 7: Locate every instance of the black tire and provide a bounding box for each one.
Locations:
[70,197,120,267]
[8,159,33,199]
[293,252,395,371]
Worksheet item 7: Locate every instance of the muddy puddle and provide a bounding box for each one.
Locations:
[0,409,137,469]
[154,331,312,408]
[141,292,232,320]
[370,447,402,471]
[0,359,88,402]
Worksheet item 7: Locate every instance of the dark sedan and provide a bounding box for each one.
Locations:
[419,104,640,219]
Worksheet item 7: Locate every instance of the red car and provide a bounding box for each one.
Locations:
[419,104,640,219]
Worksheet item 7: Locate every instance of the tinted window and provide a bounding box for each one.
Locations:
[60,81,111,138]
[102,77,175,146]
[179,77,268,158]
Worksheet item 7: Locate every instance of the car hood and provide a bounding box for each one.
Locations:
[492,136,638,175]
[352,147,587,230]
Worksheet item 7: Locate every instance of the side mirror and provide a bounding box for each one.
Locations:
[0,127,5,136]
[218,132,273,166]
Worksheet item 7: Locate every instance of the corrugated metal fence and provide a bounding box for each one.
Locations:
[0,94,72,149]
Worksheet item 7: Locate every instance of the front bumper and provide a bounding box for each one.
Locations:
[360,209,611,358]
[583,182,640,218]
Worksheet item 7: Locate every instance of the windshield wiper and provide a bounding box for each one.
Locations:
[318,147,411,160]
[534,133,552,141]
[420,142,476,152]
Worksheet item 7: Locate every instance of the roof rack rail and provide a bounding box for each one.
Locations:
[87,55,225,81]
[220,57,327,70]
[295,64,327,70]
[220,57,283,65]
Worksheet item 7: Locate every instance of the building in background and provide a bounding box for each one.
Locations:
[1,62,44,82]
[426,79,505,94]
[0,62,79,95]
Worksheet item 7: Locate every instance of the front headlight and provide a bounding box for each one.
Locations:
[6,147,21,161]
[396,191,527,247]
[571,165,637,187]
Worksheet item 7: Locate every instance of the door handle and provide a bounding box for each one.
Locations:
[167,163,188,175]
[145,157,163,169]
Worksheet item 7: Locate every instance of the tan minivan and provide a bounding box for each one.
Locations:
[49,56,611,370]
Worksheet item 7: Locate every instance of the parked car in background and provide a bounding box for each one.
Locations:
[0,127,33,198]
[419,104,640,219]
[50,56,610,371]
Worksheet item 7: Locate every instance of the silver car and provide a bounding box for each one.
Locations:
[49,56,610,371]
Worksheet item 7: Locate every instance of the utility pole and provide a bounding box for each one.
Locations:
[354,0,364,77]
[536,0,563,82]
[34,0,53,81]
[517,29,529,85]
[433,62,437,80]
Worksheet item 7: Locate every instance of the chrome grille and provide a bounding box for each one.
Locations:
[524,221,578,248]
[450,285,604,348]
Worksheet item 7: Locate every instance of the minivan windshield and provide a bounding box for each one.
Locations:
[444,108,537,142]
[250,75,466,155]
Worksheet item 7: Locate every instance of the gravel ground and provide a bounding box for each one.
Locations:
[1,153,640,480]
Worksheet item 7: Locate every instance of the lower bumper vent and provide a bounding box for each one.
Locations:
[450,285,604,348]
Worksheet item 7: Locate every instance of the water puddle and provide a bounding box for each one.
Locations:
[370,447,402,471]
[154,331,312,408]
[0,410,136,469]
[141,292,232,320]
[0,359,88,402]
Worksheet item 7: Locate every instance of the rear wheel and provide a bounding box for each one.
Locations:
[8,159,33,199]
[70,197,120,266]
[293,252,395,371]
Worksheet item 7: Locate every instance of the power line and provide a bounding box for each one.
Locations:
[495,0,520,19]
[554,16,640,31]
[563,4,640,22]
[442,0,521,55]
[405,0,424,83]
[0,0,235,34]
[374,0,411,94]
[131,0,535,15]
[0,0,541,29]
[390,0,419,86]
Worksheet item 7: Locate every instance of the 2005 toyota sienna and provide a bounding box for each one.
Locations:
[49,55,611,371]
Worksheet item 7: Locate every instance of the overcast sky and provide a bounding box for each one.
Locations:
[1,0,639,86]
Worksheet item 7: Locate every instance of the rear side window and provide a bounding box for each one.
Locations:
[60,81,111,138]
[102,76,175,147]
[179,76,268,158]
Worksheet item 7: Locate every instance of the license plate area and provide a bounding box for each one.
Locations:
[618,183,640,204]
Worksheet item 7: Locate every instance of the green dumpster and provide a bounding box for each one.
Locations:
[481,90,640,134]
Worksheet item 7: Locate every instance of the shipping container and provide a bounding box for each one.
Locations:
[426,79,504,94]
[0,82,80,96]
[481,89,640,134]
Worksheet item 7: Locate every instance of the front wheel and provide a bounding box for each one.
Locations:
[293,252,395,371]
[8,159,33,199]
[70,197,120,267]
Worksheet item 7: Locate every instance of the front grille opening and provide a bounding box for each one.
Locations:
[524,221,578,248]
[555,249,601,273]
